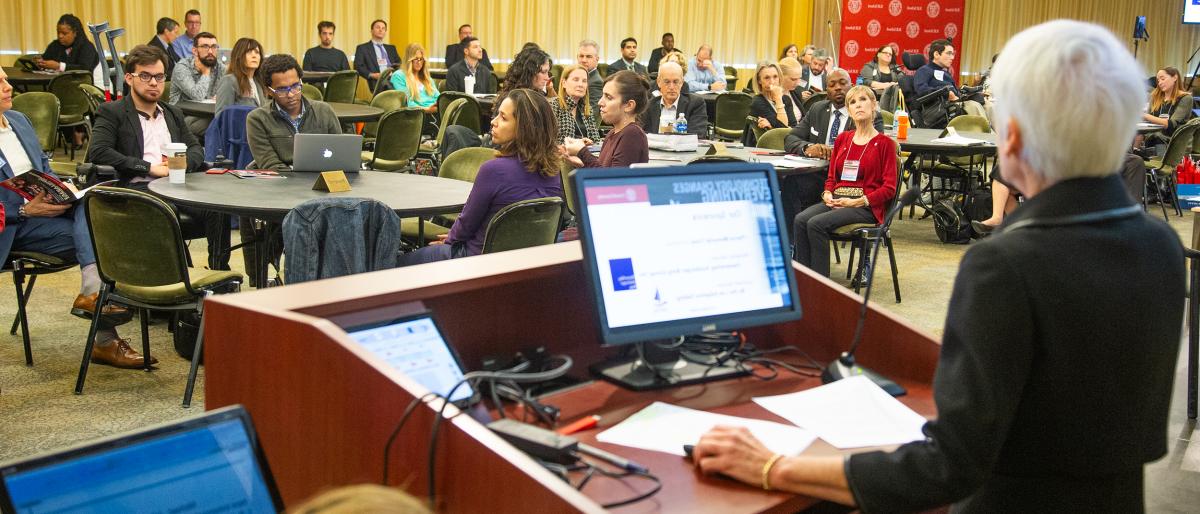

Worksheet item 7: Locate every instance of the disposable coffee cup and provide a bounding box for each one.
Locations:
[165,142,187,184]
[463,75,476,94]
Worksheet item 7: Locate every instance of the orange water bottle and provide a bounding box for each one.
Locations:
[896,109,909,139]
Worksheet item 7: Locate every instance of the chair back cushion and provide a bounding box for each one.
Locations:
[757,128,791,151]
[324,71,361,104]
[370,108,425,169]
[482,197,563,254]
[301,83,324,102]
[83,187,190,288]
[47,71,93,117]
[439,147,495,182]
[10,92,59,153]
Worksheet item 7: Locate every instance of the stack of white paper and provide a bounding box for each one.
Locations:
[595,401,817,456]
[753,376,928,449]
[647,133,699,152]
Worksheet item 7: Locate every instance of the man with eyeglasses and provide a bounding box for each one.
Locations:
[89,45,231,271]
[247,54,342,171]
[171,9,202,61]
[641,61,708,137]
[916,39,961,101]
[169,31,222,137]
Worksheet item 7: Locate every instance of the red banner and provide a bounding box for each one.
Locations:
[839,0,965,83]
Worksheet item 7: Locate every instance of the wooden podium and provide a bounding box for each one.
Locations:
[203,242,942,513]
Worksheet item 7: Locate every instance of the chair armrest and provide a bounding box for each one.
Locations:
[77,163,117,187]
[913,86,951,107]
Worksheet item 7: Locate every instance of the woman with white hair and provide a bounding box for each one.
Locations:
[691,20,1184,513]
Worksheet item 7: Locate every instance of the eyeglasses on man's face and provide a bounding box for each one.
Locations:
[270,83,304,96]
[131,72,166,84]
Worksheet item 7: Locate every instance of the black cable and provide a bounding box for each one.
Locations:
[381,392,439,485]
[588,465,663,509]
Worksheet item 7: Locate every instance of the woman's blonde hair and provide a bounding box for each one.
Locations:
[752,61,782,96]
[290,484,430,514]
[845,85,877,112]
[555,63,591,116]
[660,50,687,76]
[402,43,434,101]
[777,57,803,78]
[1149,67,1187,113]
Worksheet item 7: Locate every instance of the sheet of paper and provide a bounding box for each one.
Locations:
[753,376,928,449]
[596,401,816,457]
[929,134,987,146]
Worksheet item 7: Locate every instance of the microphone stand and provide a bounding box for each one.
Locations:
[821,187,918,397]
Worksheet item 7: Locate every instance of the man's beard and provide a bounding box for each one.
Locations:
[200,55,218,67]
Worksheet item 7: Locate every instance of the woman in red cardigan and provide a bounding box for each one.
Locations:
[792,84,897,277]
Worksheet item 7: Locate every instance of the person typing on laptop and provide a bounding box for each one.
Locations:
[247,54,341,171]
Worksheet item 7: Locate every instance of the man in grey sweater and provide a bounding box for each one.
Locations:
[168,31,222,137]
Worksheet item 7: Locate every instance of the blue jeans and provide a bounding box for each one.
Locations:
[397,242,468,266]
[13,206,95,266]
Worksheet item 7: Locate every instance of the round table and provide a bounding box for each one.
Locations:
[150,171,473,286]
[175,100,383,123]
[3,67,58,89]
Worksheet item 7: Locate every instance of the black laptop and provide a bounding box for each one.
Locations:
[0,405,282,513]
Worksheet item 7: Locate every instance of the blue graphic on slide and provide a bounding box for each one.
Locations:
[609,258,637,291]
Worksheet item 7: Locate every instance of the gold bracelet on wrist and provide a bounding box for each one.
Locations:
[762,454,783,491]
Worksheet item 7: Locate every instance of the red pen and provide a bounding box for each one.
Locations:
[557,415,600,435]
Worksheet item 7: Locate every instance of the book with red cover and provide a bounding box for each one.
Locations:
[0,170,84,205]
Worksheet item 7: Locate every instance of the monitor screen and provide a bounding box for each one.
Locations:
[573,163,801,345]
[1186,2,1200,24]
[346,314,475,403]
[1,407,279,514]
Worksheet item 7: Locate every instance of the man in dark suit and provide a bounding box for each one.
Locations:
[693,20,1182,513]
[782,69,882,219]
[444,37,494,94]
[353,19,400,91]
[444,24,493,71]
[609,37,648,78]
[148,17,180,79]
[0,67,138,368]
[647,33,675,75]
[641,62,707,136]
[88,45,230,271]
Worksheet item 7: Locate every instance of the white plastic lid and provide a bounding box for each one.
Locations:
[164,142,188,152]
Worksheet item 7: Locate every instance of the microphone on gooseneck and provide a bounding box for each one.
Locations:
[821,187,919,397]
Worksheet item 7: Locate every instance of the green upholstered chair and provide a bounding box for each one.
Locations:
[560,164,577,217]
[597,63,610,78]
[748,116,767,143]
[481,197,564,254]
[881,109,895,128]
[323,70,361,104]
[363,89,409,144]
[3,251,77,366]
[723,65,739,91]
[418,98,469,157]
[802,92,826,112]
[830,138,903,302]
[907,115,993,217]
[756,127,791,151]
[1146,121,1200,219]
[301,83,324,102]
[550,64,564,91]
[75,186,243,407]
[363,108,424,171]
[374,68,396,97]
[431,147,495,227]
[712,92,753,141]
[46,70,92,159]
[10,92,59,156]
[436,91,482,134]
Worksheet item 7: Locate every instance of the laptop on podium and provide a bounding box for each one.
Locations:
[292,133,363,172]
[0,405,283,513]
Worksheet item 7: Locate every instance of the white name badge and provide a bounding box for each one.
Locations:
[798,79,809,89]
[377,58,387,68]
[934,70,945,81]
[841,160,861,181]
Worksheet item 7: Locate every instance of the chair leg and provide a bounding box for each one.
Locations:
[184,292,212,408]
[10,273,35,336]
[1150,173,1169,221]
[845,241,857,280]
[139,308,152,371]
[833,240,842,265]
[1170,174,1184,217]
[75,285,111,394]
[887,235,901,303]
[852,240,869,294]
[11,270,33,366]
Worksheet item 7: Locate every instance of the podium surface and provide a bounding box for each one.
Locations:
[203,242,941,512]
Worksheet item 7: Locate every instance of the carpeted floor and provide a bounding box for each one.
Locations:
[0,204,1197,511]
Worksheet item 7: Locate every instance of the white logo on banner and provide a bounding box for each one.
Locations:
[927,1,942,18]
[867,20,882,37]
[945,22,959,39]
[906,21,921,39]
[848,0,863,14]
[889,0,904,17]
[845,40,860,57]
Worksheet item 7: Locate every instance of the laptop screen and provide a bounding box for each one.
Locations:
[0,407,279,513]
[346,314,475,403]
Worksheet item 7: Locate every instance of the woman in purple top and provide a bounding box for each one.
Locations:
[563,70,650,168]
[400,89,563,265]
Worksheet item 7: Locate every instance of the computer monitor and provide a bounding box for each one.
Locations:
[571,162,803,390]
[345,312,476,404]
[0,405,282,514]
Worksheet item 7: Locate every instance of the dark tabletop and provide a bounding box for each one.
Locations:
[148,171,473,222]
[896,127,998,156]
[4,67,59,86]
[647,145,828,177]
[175,100,382,122]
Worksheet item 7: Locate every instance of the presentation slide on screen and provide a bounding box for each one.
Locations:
[1188,1,1200,24]
[585,174,791,329]
[348,317,472,402]
[6,419,276,514]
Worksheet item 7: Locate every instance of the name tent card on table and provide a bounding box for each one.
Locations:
[312,171,352,192]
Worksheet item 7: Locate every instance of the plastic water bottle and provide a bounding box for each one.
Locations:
[674,113,688,134]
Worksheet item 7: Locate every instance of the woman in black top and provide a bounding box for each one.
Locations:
[751,62,799,130]
[858,44,901,96]
[1142,67,1193,145]
[36,14,99,73]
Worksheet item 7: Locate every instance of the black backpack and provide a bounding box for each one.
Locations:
[964,187,993,222]
[930,198,972,244]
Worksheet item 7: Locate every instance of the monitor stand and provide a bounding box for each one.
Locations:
[589,340,750,391]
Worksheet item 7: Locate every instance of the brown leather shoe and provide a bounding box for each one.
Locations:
[90,337,158,368]
[71,293,134,325]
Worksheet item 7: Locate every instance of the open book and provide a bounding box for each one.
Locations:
[0,170,90,205]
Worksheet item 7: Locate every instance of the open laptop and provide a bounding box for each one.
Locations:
[344,311,477,405]
[292,134,364,172]
[0,405,282,514]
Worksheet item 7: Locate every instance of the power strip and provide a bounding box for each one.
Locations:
[487,419,579,464]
